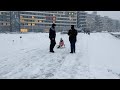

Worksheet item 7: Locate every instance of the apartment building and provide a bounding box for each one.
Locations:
[19,11,77,32]
[0,11,10,32]
[77,11,87,31]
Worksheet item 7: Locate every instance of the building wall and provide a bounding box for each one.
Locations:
[1,11,120,33]
[86,13,96,32]
[86,11,120,32]
[19,11,77,32]
[77,11,87,30]
[0,11,77,33]
[10,11,20,32]
[0,11,10,32]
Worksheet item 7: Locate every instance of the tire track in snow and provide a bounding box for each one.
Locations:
[37,51,70,79]
[0,48,46,78]
[50,34,91,79]
[107,69,120,79]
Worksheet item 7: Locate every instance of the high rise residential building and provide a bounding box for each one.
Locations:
[86,13,96,32]
[19,11,77,32]
[87,12,103,32]
[77,11,87,31]
[0,11,10,32]
[0,11,77,33]
[1,11,120,33]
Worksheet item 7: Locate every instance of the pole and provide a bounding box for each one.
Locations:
[18,11,20,32]
[10,11,12,32]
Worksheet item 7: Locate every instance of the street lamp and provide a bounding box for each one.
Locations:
[69,15,73,26]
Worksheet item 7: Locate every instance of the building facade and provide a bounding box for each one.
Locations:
[77,11,87,31]
[86,11,120,32]
[112,20,120,32]
[1,11,120,33]
[0,11,10,32]
[0,11,77,33]
[86,13,96,32]
[19,11,77,32]
[100,16,113,32]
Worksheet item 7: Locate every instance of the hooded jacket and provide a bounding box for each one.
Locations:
[68,29,77,42]
[49,27,56,39]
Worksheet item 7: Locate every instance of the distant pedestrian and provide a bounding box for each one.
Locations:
[88,30,90,35]
[68,25,78,53]
[86,29,90,35]
[49,23,56,53]
[20,36,22,38]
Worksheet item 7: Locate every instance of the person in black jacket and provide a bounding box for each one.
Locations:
[68,25,78,53]
[49,23,56,53]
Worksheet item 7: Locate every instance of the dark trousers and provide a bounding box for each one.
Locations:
[70,41,76,53]
[50,39,56,52]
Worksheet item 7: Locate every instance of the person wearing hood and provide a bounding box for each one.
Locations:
[49,23,56,53]
[68,25,78,53]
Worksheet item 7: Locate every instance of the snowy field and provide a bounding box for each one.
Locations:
[111,32,120,34]
[0,32,120,79]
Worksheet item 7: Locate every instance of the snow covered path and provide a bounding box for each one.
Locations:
[88,33,120,79]
[0,33,120,79]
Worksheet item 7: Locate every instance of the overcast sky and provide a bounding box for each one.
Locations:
[86,11,120,20]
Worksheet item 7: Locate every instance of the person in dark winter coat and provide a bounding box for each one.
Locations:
[87,30,90,35]
[49,23,56,53]
[68,25,78,53]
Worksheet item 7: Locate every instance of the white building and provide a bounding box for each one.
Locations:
[100,16,113,32]
[86,13,96,32]
[77,11,87,31]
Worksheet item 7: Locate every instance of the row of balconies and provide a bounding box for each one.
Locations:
[20,11,77,18]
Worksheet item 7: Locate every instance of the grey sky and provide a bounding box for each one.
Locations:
[86,11,120,20]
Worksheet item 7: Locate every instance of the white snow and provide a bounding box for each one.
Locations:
[110,32,120,34]
[0,32,120,79]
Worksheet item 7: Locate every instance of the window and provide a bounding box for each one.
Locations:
[36,17,44,19]
[55,14,60,17]
[22,16,25,18]
[80,16,86,18]
[61,15,68,17]
[58,12,63,14]
[21,12,25,14]
[38,20,43,22]
[1,12,4,14]
[40,13,43,15]
[28,23,31,26]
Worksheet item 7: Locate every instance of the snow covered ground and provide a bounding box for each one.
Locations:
[111,32,120,34]
[0,32,120,79]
